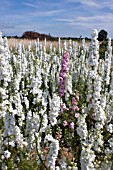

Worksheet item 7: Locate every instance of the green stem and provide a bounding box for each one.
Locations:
[34,133,49,170]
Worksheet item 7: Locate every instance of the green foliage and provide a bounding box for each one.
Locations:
[98,29,108,41]
[99,40,107,59]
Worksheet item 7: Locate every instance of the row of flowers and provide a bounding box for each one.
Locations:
[0,29,113,170]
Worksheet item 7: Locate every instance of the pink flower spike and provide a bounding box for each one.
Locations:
[75,113,79,118]
[72,105,80,111]
[59,51,70,98]
[69,122,74,129]
[63,120,68,127]
[72,97,77,105]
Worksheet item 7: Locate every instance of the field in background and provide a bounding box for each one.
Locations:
[8,37,91,51]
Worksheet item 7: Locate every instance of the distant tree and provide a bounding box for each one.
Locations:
[98,29,108,41]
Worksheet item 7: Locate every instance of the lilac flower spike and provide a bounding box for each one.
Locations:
[59,51,70,97]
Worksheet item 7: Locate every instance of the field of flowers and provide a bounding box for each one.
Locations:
[0,29,113,170]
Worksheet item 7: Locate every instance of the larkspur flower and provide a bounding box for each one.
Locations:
[59,51,69,97]
[4,150,11,159]
[75,113,79,118]
[72,97,77,105]
[69,122,74,129]
[63,120,68,127]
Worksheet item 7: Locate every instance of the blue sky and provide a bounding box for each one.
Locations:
[0,0,113,38]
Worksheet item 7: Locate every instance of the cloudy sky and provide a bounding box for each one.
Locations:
[0,0,113,38]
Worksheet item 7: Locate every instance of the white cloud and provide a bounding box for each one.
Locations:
[66,0,99,7]
[30,10,65,17]
[22,2,38,8]
[55,13,113,24]
[66,0,113,9]
[55,12,113,38]
[22,1,62,9]
[79,0,99,7]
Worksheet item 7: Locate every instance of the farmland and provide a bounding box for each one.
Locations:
[0,29,113,170]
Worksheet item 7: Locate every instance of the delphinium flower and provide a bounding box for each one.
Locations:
[37,37,40,52]
[27,90,48,153]
[43,37,47,55]
[26,110,43,151]
[78,39,88,82]
[101,161,112,170]
[106,123,113,133]
[23,96,29,109]
[103,38,113,128]
[58,158,67,170]
[86,30,100,114]
[50,65,58,93]
[26,110,35,150]
[49,94,60,126]
[1,112,15,167]
[104,38,112,86]
[65,74,72,100]
[0,33,11,86]
[101,38,113,167]
[76,114,88,140]
[49,42,53,55]
[92,76,106,123]
[86,29,99,103]
[75,113,79,118]
[39,94,48,131]
[28,65,42,115]
[17,43,22,74]
[69,122,74,129]
[108,71,113,123]
[34,41,38,55]
[0,150,11,170]
[12,93,23,117]
[0,87,8,118]
[21,52,28,77]
[78,29,101,169]
[98,59,105,85]
[27,42,31,52]
[61,103,69,113]
[4,150,11,159]
[14,125,27,148]
[59,51,69,97]
[71,96,80,113]
[0,34,15,168]
[80,144,96,170]
[63,120,68,127]
[85,30,113,168]
[58,37,61,55]
[68,39,72,55]
[61,95,80,129]
[39,42,43,61]
[72,41,78,59]
[80,39,86,66]
[63,40,67,53]
[89,75,106,155]
[44,134,59,170]
[3,112,15,137]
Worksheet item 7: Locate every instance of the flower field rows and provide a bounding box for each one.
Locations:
[0,29,113,170]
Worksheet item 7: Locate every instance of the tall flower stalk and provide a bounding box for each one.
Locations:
[59,51,69,97]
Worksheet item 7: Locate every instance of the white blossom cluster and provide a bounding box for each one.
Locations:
[45,134,59,170]
[76,114,88,140]
[49,94,60,126]
[80,144,96,170]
